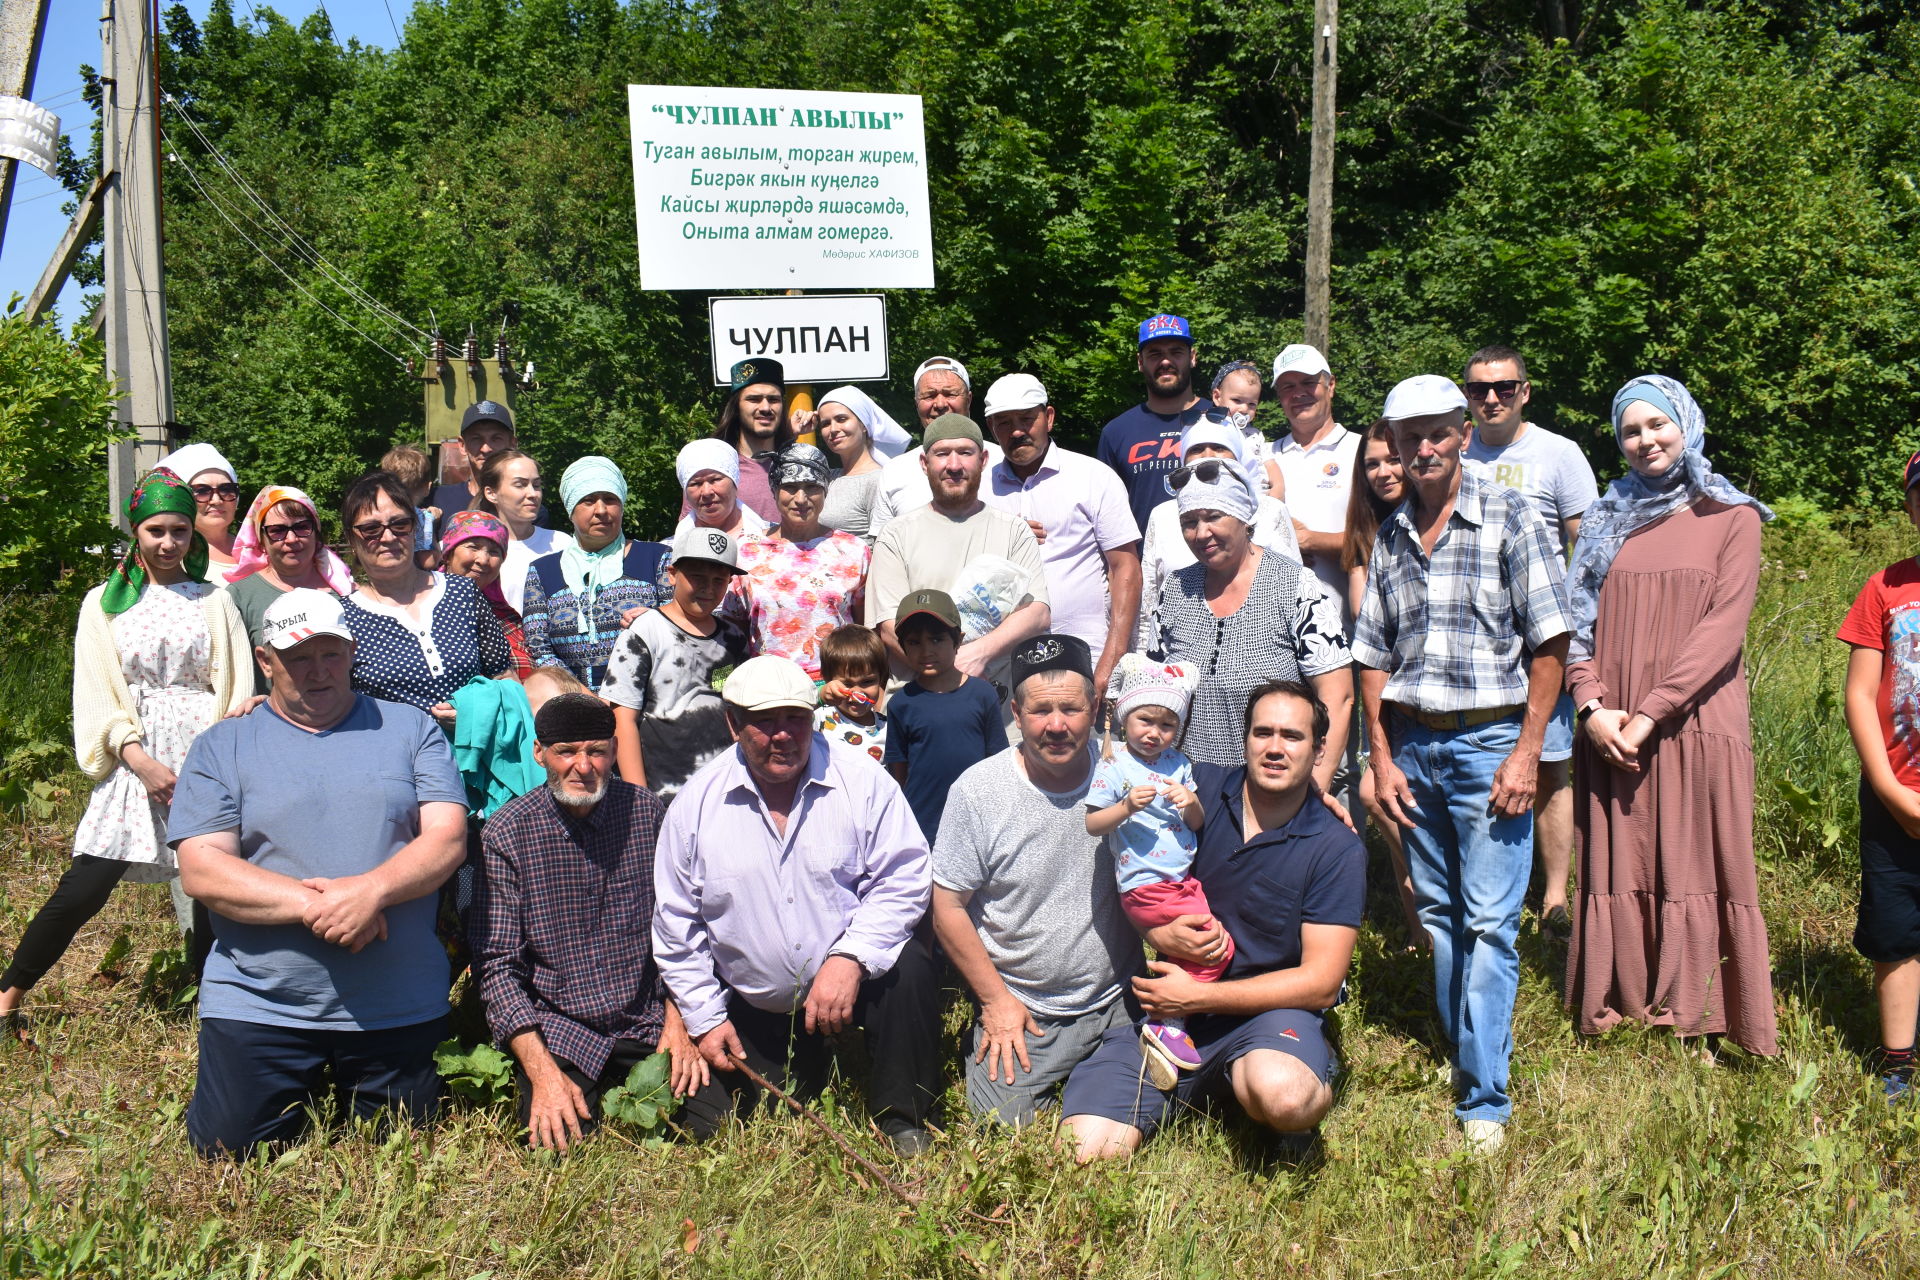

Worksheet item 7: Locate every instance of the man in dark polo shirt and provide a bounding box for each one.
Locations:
[1061,679,1365,1160]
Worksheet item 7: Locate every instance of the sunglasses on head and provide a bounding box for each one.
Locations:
[1168,459,1232,490]
[190,483,241,501]
[1463,379,1526,402]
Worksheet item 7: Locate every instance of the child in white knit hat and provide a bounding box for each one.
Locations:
[1085,652,1235,1088]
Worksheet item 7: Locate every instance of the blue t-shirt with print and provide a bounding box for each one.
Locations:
[882,675,1006,844]
[1087,746,1198,895]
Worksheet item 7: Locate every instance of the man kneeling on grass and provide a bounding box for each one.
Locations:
[1060,680,1365,1160]
[471,693,720,1151]
[171,590,468,1158]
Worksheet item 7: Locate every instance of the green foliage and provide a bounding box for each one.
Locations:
[0,307,122,591]
[598,1050,676,1133]
[0,591,84,813]
[433,1036,515,1107]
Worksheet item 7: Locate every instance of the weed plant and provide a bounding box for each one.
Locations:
[2,523,1918,1276]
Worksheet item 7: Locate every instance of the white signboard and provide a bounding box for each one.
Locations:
[628,84,934,290]
[709,294,888,385]
[0,97,60,175]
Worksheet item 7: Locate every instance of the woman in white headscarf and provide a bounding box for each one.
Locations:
[674,438,771,541]
[157,442,242,572]
[1135,419,1301,650]
[814,385,911,543]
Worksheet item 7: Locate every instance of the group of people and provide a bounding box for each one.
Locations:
[9,309,1911,1165]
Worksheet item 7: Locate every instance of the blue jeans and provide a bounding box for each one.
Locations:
[1390,710,1532,1123]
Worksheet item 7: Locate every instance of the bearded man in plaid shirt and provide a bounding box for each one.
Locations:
[1350,375,1571,1156]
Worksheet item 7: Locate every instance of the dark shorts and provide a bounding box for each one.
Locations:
[1058,1008,1334,1140]
[186,1015,446,1159]
[1855,780,1920,963]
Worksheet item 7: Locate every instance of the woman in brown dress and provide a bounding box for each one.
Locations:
[1563,374,1778,1055]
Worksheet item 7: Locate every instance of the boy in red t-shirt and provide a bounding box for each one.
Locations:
[1839,448,1920,1099]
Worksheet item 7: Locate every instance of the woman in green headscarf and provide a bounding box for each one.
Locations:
[0,469,253,1023]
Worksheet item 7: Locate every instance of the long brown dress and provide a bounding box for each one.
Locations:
[1565,498,1778,1054]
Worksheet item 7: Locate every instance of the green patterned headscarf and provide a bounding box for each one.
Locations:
[100,468,210,615]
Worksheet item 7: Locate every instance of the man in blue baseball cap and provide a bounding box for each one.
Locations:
[1097,314,1217,531]
[429,400,521,521]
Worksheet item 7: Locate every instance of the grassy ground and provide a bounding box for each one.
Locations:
[3,520,1918,1278]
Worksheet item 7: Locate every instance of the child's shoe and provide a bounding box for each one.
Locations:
[1139,1022,1203,1090]
[1872,1045,1914,1101]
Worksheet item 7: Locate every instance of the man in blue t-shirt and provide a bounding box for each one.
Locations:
[171,589,469,1158]
[1096,314,1217,531]
[1061,679,1365,1159]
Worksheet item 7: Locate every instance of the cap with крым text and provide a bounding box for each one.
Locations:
[460,400,514,434]
[730,358,785,392]
[1381,374,1469,421]
[671,525,746,575]
[895,588,962,631]
[260,588,354,650]
[1137,314,1194,346]
[982,374,1049,419]
[1271,343,1331,384]
[723,655,819,713]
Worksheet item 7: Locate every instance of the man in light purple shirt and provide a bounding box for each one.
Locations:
[652,655,941,1155]
[982,373,1143,701]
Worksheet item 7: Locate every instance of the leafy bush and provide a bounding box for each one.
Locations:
[600,1052,677,1136]
[433,1036,515,1108]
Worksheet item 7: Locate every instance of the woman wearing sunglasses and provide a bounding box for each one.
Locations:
[1148,456,1353,775]
[339,471,515,728]
[223,486,355,689]
[158,442,243,574]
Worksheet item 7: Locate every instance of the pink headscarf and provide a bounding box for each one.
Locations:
[438,509,513,605]
[225,485,354,594]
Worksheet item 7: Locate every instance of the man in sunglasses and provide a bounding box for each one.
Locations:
[1350,375,1571,1156]
[1460,346,1598,941]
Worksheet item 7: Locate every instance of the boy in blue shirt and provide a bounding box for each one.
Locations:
[883,591,1006,843]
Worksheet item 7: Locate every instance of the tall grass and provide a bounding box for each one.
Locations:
[2,522,1918,1277]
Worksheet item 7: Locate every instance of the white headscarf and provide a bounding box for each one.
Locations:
[675,438,742,490]
[1173,457,1259,525]
[819,385,912,460]
[156,441,236,484]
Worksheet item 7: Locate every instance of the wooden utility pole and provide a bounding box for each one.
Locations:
[1303,0,1337,355]
[100,0,175,522]
[0,0,51,262]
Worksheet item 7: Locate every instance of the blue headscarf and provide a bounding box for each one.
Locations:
[1564,375,1771,663]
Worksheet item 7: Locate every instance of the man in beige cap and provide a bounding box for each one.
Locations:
[652,656,941,1154]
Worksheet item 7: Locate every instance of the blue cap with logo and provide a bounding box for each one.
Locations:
[1137,313,1194,346]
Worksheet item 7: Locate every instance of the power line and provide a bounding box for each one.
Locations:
[380,0,401,43]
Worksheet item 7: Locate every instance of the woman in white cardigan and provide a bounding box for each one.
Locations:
[0,470,251,1021]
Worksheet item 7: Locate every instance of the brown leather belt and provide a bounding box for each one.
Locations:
[1389,703,1523,732]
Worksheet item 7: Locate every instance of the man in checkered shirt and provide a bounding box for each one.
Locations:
[1350,375,1571,1156]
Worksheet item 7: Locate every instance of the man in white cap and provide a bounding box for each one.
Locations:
[1268,344,1361,615]
[652,655,941,1155]
[169,589,468,1157]
[1349,375,1571,1155]
[866,356,1004,533]
[981,373,1142,700]
[1459,344,1598,938]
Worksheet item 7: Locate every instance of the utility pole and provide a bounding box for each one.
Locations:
[100,0,175,524]
[1303,0,1337,355]
[0,0,50,262]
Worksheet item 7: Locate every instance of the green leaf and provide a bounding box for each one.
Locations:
[433,1038,515,1108]
[600,1052,676,1132]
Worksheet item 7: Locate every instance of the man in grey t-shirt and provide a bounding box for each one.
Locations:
[930,634,1142,1125]
[171,589,468,1158]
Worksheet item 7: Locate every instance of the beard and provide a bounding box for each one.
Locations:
[548,777,610,810]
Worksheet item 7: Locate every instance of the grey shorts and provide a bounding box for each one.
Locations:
[965,998,1131,1127]
[1539,692,1575,764]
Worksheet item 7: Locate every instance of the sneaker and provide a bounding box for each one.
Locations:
[1883,1073,1912,1103]
[881,1120,934,1158]
[1538,905,1571,940]
[1461,1118,1506,1154]
[1139,1024,1201,1090]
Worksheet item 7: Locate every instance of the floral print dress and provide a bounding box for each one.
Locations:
[727,531,870,679]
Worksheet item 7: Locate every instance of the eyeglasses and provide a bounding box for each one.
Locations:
[261,520,316,542]
[1463,379,1526,402]
[1168,459,1230,490]
[190,483,241,502]
[352,516,416,542]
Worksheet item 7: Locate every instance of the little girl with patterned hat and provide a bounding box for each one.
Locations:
[1085,652,1234,1088]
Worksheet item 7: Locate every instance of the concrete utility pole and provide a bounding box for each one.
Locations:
[100,0,175,522]
[1303,0,1337,355]
[0,0,52,262]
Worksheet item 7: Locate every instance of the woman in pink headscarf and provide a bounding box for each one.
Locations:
[440,510,533,680]
[222,486,354,690]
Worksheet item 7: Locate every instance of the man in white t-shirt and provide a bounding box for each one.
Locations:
[1269,344,1361,626]
[1461,344,1599,937]
[980,373,1141,700]
[868,357,1004,533]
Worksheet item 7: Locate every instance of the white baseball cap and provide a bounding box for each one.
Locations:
[722,655,818,713]
[912,355,971,392]
[1271,343,1331,383]
[260,588,353,650]
[982,373,1049,419]
[671,525,746,575]
[1382,374,1470,421]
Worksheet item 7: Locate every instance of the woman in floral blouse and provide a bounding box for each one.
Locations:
[726,443,870,680]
